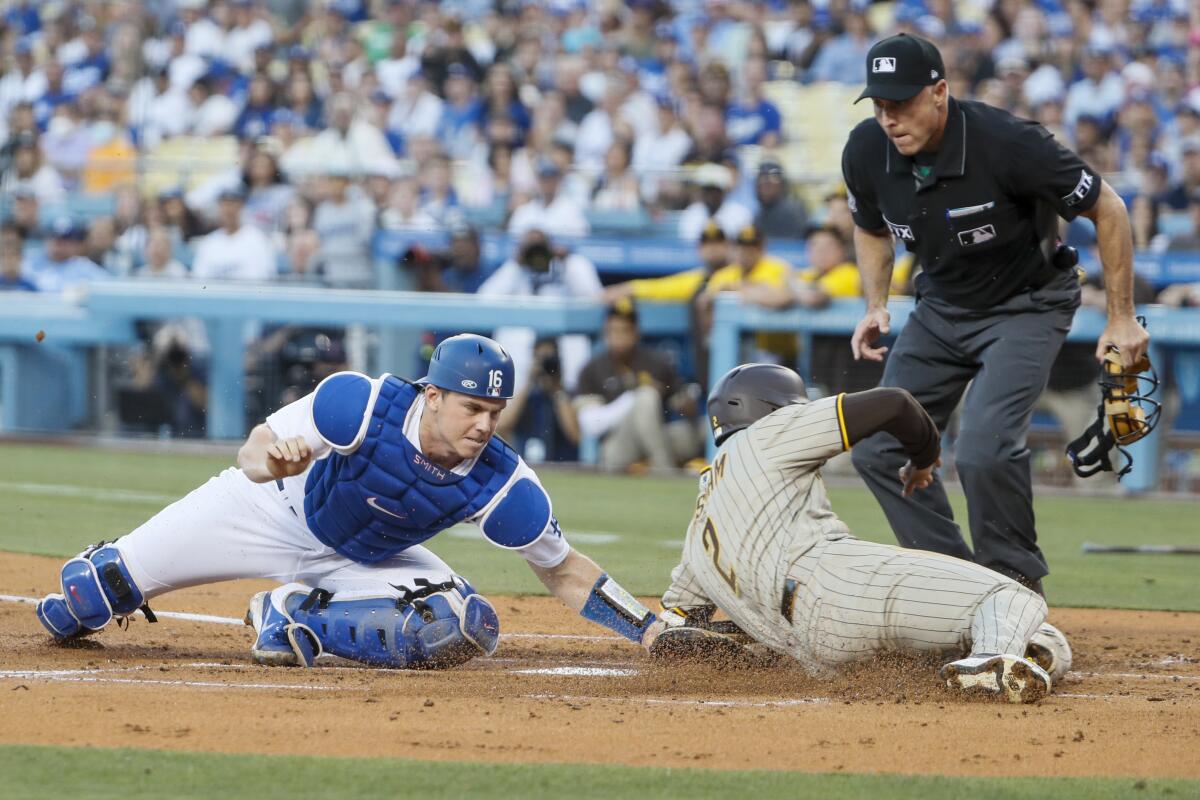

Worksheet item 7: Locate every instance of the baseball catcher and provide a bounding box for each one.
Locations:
[36,334,668,668]
[644,364,1071,702]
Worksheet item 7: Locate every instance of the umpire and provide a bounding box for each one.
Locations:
[842,34,1149,594]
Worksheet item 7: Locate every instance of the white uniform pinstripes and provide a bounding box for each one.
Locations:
[661,395,1047,672]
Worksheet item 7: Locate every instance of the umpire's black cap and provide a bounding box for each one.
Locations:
[855,34,945,103]
[707,363,808,446]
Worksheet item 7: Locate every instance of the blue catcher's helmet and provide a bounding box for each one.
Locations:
[418,334,515,399]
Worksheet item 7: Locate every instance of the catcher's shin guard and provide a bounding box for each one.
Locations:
[248,578,500,669]
[37,543,153,641]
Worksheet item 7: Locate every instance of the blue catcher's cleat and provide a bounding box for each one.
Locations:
[244,584,321,667]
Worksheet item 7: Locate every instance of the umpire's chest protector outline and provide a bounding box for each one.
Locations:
[303,377,520,564]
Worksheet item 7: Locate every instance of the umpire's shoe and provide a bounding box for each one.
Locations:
[940,654,1051,703]
[245,584,321,667]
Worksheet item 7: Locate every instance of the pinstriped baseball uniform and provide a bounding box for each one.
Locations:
[661,395,1047,673]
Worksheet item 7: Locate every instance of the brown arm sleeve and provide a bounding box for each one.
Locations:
[840,388,940,469]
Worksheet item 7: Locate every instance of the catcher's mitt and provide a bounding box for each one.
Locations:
[1066,338,1160,480]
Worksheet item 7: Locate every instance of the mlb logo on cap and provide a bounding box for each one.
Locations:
[873,57,897,73]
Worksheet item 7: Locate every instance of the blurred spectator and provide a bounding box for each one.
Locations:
[575,80,626,172]
[133,227,188,279]
[380,175,440,231]
[0,44,40,120]
[420,17,483,94]
[190,187,278,281]
[31,61,74,130]
[234,73,281,141]
[574,304,704,473]
[694,223,794,370]
[496,337,581,465]
[436,63,485,160]
[27,217,110,294]
[1064,46,1123,131]
[726,58,782,148]
[508,160,590,238]
[40,106,94,188]
[282,196,321,282]
[418,153,460,226]
[185,76,238,137]
[158,186,208,245]
[123,323,209,438]
[388,71,443,145]
[753,160,808,239]
[603,221,732,308]
[479,228,602,393]
[677,163,753,242]
[312,166,376,288]
[809,11,873,84]
[3,132,65,202]
[590,140,643,212]
[0,222,35,292]
[376,30,420,99]
[480,63,530,148]
[284,92,396,177]
[403,221,489,294]
[8,186,43,243]
[1130,194,1167,253]
[282,71,323,132]
[1165,192,1200,252]
[242,148,294,234]
[632,95,691,204]
[1159,138,1200,211]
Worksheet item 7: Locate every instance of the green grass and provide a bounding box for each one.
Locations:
[0,745,1194,800]
[0,442,1197,609]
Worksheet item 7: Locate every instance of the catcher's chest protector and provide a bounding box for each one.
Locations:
[304,378,519,563]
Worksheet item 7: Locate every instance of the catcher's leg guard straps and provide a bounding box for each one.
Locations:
[289,581,500,669]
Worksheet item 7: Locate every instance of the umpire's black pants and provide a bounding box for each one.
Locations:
[851,269,1081,584]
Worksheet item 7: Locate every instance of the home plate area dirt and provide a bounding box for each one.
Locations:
[1,553,1197,779]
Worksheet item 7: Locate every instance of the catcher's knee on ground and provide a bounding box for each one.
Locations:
[246,578,500,669]
[36,544,152,641]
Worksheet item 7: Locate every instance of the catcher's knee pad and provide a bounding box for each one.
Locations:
[290,577,500,669]
[37,544,148,640]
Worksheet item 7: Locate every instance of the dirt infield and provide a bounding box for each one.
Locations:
[2,552,1198,778]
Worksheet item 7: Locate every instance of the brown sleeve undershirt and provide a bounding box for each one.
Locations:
[840,388,941,469]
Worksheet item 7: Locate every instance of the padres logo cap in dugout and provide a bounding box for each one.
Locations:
[856,33,946,103]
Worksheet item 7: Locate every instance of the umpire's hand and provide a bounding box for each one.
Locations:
[851,307,892,362]
[266,436,314,479]
[1096,314,1150,369]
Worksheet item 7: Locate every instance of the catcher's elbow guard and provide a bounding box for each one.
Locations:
[1066,341,1160,480]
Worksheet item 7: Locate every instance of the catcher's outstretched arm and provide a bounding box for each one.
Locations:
[528,548,665,647]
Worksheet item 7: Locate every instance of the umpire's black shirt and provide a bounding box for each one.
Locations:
[842,97,1101,309]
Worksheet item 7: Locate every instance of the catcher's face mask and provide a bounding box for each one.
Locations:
[1066,344,1161,480]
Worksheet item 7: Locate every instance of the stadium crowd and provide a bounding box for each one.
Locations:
[0,0,1198,467]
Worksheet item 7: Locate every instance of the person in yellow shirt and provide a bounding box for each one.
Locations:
[745,225,910,392]
[690,223,795,380]
[602,221,731,305]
